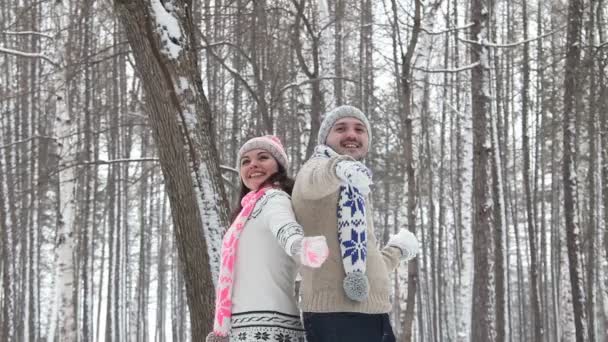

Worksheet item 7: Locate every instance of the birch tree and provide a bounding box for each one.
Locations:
[50,0,78,340]
[562,0,588,339]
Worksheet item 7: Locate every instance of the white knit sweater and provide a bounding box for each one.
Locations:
[229,189,305,342]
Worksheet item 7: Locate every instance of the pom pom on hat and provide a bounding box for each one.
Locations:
[238,135,289,170]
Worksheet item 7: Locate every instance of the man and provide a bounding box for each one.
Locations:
[292,105,419,342]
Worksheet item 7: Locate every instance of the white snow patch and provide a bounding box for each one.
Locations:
[150,0,183,59]
[193,162,224,286]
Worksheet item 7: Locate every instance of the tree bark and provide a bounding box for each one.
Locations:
[520,1,542,340]
[562,0,588,339]
[112,0,230,339]
[393,0,420,340]
[52,0,78,340]
[291,0,323,159]
[333,0,344,105]
[469,0,496,340]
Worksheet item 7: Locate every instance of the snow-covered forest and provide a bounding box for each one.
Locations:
[0,0,605,340]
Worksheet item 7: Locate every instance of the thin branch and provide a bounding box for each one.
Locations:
[220,165,238,175]
[445,101,463,116]
[0,135,53,150]
[419,22,474,36]
[80,158,159,165]
[458,27,563,48]
[596,41,608,49]
[278,76,356,96]
[200,40,256,68]
[1,30,53,39]
[199,39,261,105]
[222,175,239,189]
[413,61,480,73]
[0,46,58,66]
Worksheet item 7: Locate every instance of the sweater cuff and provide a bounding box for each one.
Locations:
[285,234,303,257]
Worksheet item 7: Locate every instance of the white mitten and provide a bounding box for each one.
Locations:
[290,236,329,268]
[335,160,372,195]
[387,229,419,261]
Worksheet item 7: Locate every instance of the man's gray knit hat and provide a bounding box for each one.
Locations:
[317,105,372,145]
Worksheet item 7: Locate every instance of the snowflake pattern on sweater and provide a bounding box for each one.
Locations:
[229,311,305,342]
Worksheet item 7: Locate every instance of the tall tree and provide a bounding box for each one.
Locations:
[469,0,496,340]
[291,0,324,159]
[584,2,597,341]
[112,0,230,339]
[520,1,543,340]
[562,0,588,339]
[51,0,78,340]
[390,0,421,340]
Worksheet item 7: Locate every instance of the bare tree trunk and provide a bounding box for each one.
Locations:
[520,1,542,340]
[601,0,608,291]
[534,2,551,340]
[136,132,152,342]
[584,3,597,341]
[291,0,323,159]
[489,5,506,341]
[491,79,506,342]
[112,0,230,339]
[394,0,421,340]
[80,1,94,339]
[450,1,473,338]
[52,0,78,340]
[421,72,438,342]
[562,0,588,339]
[333,0,343,105]
[470,0,496,339]
[547,5,565,339]
[156,198,168,342]
[0,151,13,342]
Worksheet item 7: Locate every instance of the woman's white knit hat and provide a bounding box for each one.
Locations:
[317,105,372,145]
[238,135,289,170]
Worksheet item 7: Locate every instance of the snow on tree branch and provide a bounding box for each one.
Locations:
[458,26,563,48]
[419,22,474,36]
[0,135,53,150]
[1,30,54,39]
[220,165,238,175]
[278,76,356,96]
[0,46,58,66]
[413,61,480,73]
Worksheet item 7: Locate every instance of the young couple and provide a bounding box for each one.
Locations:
[207,105,419,342]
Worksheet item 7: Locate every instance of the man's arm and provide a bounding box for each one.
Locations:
[381,246,403,272]
[294,156,351,200]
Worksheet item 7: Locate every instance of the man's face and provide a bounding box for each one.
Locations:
[325,117,369,160]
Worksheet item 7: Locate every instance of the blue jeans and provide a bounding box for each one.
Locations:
[302,312,396,342]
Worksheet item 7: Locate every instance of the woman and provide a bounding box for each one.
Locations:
[207,135,329,342]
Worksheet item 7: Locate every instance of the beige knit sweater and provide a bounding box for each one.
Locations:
[292,154,402,314]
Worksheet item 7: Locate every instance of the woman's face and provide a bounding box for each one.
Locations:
[239,149,279,191]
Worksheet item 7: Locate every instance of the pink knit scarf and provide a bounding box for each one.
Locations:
[212,187,269,336]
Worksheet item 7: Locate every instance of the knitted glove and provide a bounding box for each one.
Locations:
[290,236,329,268]
[387,229,419,261]
[335,160,372,196]
[206,332,229,342]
